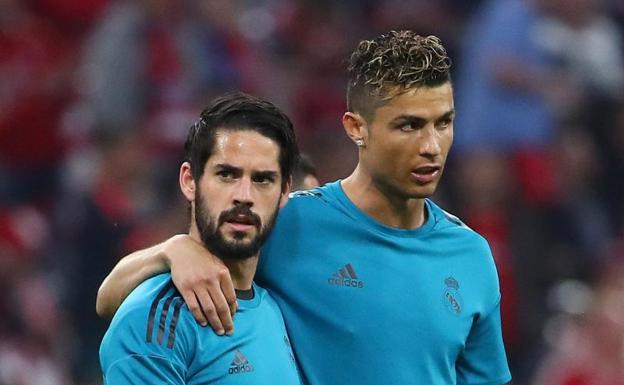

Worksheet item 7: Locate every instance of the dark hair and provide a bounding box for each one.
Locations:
[292,153,318,189]
[184,92,299,189]
[347,31,452,121]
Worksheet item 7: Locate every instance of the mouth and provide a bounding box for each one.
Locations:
[410,165,441,184]
[223,215,257,232]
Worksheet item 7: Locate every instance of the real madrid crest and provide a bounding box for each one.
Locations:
[443,276,463,315]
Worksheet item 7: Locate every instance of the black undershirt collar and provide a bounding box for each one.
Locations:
[235,286,255,300]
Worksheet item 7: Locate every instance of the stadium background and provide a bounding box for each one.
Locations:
[1,0,623,384]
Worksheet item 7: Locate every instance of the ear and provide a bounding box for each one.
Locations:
[179,162,196,202]
[278,176,292,208]
[342,112,368,147]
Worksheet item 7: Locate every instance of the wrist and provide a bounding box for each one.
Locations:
[161,234,186,268]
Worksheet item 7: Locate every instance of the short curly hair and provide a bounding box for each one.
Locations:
[347,31,452,121]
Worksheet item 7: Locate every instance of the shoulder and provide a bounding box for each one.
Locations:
[428,201,503,310]
[101,274,198,370]
[271,182,341,230]
[286,182,337,209]
[428,200,497,268]
[110,274,184,335]
[255,285,283,315]
[429,200,476,235]
[238,285,289,338]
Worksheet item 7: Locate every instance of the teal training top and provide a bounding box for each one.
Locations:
[257,180,512,385]
[100,273,301,384]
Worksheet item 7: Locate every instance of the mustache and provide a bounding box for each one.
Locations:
[218,205,261,228]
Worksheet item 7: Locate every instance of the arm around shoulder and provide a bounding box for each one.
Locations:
[96,234,239,336]
[96,236,184,318]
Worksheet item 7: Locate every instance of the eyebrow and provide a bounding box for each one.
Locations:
[214,164,279,178]
[390,109,455,125]
[390,115,427,127]
[252,170,279,180]
[436,110,456,122]
[214,164,242,174]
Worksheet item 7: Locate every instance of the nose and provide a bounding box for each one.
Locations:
[233,177,253,206]
[419,125,441,158]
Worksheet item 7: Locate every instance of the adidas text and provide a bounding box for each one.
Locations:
[327,277,364,288]
[229,364,255,374]
[328,263,364,288]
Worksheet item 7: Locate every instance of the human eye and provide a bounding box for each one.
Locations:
[436,120,450,130]
[396,118,425,132]
[253,174,276,185]
[399,122,416,132]
[436,114,454,130]
[216,170,236,181]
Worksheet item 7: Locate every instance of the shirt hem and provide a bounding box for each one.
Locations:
[460,373,512,385]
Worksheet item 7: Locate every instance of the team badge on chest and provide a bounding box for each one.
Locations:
[443,276,463,315]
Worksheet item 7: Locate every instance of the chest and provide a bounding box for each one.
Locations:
[187,309,300,384]
[263,230,486,355]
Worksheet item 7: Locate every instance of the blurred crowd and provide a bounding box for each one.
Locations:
[1,0,623,384]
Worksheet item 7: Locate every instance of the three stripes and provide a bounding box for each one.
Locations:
[146,282,184,349]
[334,263,358,279]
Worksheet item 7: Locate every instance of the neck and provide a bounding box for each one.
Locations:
[221,257,258,291]
[188,225,258,291]
[341,165,427,229]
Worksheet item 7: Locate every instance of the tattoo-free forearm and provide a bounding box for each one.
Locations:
[96,242,170,318]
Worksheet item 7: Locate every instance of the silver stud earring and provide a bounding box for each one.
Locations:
[355,139,365,147]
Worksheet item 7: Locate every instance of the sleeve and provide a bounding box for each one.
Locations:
[100,297,196,384]
[456,297,512,385]
[103,354,185,384]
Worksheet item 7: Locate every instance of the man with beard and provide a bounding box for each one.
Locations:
[98,93,301,384]
[97,31,511,384]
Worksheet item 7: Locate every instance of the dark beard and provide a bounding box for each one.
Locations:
[194,192,279,261]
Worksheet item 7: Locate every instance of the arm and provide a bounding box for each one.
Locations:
[456,238,512,385]
[103,354,186,385]
[96,240,170,319]
[456,297,512,385]
[96,234,238,334]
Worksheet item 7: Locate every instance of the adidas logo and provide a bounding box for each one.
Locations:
[327,263,364,288]
[228,350,255,375]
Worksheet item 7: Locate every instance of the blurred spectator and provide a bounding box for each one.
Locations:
[0,273,73,385]
[533,261,624,385]
[454,0,559,153]
[60,129,150,382]
[76,0,202,137]
[535,0,624,102]
[452,1,624,382]
[293,153,320,190]
[31,0,110,37]
[0,0,73,206]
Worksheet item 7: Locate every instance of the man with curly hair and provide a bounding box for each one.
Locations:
[96,31,511,385]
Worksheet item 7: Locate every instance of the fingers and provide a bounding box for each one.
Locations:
[182,281,232,336]
[208,288,234,336]
[166,238,238,335]
[198,288,226,335]
[179,288,208,327]
[220,272,238,317]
